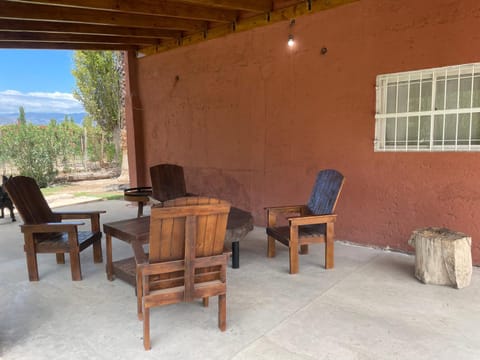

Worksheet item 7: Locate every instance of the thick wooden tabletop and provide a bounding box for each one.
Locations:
[103,215,150,244]
[103,206,253,244]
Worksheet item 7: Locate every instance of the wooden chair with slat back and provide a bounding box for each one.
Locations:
[133,196,231,350]
[5,176,105,281]
[149,163,195,202]
[265,169,345,274]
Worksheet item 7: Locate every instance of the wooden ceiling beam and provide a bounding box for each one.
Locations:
[11,0,238,22]
[0,41,134,50]
[0,19,182,39]
[177,0,273,12]
[0,2,207,31]
[142,0,358,55]
[0,31,161,45]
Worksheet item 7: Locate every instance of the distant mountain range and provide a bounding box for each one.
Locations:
[0,112,87,125]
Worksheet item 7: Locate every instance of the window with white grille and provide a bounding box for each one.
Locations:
[374,63,480,152]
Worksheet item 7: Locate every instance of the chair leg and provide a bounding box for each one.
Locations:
[56,253,65,264]
[289,246,299,274]
[143,307,151,351]
[289,226,299,274]
[218,294,226,331]
[267,236,276,257]
[267,210,276,257]
[203,297,209,307]
[25,251,39,281]
[69,250,82,281]
[137,270,143,320]
[93,238,103,263]
[325,223,335,269]
[24,236,39,281]
[300,244,309,254]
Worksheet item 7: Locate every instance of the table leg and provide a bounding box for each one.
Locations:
[137,201,144,217]
[106,233,113,280]
[232,241,239,269]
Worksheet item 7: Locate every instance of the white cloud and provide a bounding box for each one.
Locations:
[0,89,85,114]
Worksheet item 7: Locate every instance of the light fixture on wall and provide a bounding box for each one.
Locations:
[287,19,295,47]
[287,34,295,47]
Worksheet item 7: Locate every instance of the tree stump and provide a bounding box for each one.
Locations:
[408,227,472,289]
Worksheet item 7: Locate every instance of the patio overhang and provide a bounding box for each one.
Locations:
[0,0,357,56]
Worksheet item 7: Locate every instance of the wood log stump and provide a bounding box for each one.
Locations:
[408,227,472,289]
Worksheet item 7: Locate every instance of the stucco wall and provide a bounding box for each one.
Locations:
[130,0,480,263]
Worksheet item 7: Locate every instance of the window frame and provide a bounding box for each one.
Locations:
[374,63,480,152]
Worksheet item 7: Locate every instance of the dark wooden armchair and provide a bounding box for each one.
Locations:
[266,169,345,274]
[149,163,195,202]
[5,176,105,281]
[133,196,230,350]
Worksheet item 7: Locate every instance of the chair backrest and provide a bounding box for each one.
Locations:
[4,176,59,224]
[149,163,187,202]
[148,196,230,291]
[306,169,345,215]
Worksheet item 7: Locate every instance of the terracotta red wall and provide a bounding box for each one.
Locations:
[129,0,480,263]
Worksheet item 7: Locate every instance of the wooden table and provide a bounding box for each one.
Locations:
[103,207,253,285]
[123,187,152,217]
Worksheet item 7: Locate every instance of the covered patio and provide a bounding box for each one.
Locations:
[2,0,480,358]
[1,200,480,359]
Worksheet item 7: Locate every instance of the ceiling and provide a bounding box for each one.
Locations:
[0,0,357,56]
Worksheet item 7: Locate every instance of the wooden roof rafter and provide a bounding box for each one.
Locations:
[0,0,358,55]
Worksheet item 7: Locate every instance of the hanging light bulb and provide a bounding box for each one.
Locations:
[287,34,295,47]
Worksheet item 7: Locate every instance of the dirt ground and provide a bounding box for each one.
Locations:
[52,177,130,194]
[44,177,131,208]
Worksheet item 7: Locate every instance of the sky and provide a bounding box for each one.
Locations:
[0,49,85,114]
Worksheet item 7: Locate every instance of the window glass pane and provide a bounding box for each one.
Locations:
[386,84,397,113]
[433,115,444,145]
[385,117,396,146]
[435,78,445,110]
[444,114,457,145]
[459,76,472,108]
[471,113,480,145]
[396,117,407,147]
[407,116,419,146]
[409,81,420,112]
[397,83,408,113]
[420,79,432,111]
[457,113,470,145]
[473,76,480,107]
[419,116,431,147]
[445,78,459,109]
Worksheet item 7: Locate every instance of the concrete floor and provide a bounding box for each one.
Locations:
[1,200,480,359]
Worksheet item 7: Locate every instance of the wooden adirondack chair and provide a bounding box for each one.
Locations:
[149,163,195,202]
[5,176,105,281]
[133,196,231,350]
[265,169,345,274]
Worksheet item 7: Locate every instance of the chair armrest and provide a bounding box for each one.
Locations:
[265,204,307,215]
[265,204,308,227]
[54,210,104,233]
[289,214,337,226]
[54,210,106,220]
[132,240,148,265]
[21,221,83,233]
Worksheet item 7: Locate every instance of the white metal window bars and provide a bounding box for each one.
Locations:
[375,63,480,152]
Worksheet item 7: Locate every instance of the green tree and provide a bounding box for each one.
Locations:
[17,106,26,125]
[72,51,124,167]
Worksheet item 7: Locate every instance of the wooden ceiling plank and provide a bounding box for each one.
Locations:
[12,0,238,22]
[0,31,160,45]
[0,41,134,50]
[0,2,207,31]
[0,19,181,39]
[176,0,273,12]
[141,0,358,55]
